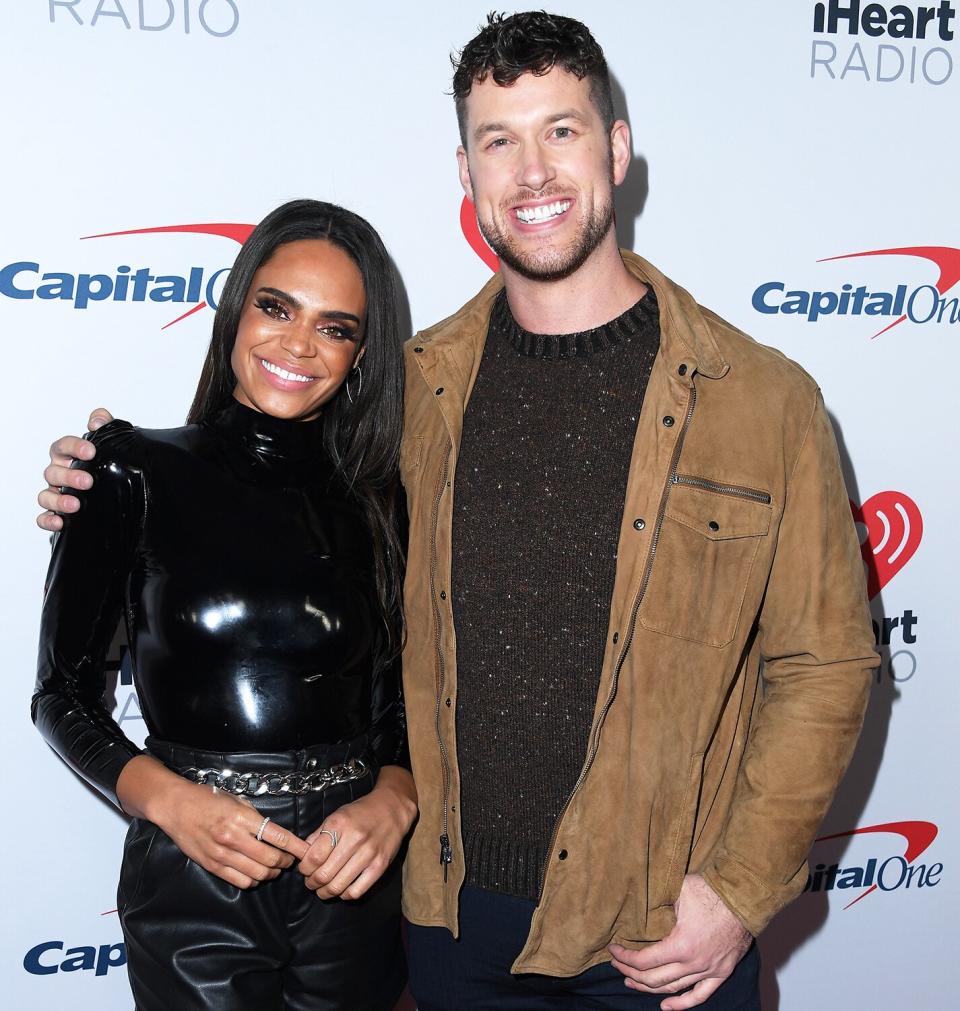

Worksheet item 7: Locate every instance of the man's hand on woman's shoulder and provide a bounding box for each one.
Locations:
[37,408,115,531]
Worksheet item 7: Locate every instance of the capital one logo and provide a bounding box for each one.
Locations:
[805,820,942,908]
[850,491,923,599]
[753,246,960,337]
[0,221,254,329]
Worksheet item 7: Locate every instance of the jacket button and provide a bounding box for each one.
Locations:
[633,518,645,531]
[445,697,452,707]
[436,387,444,396]
[440,590,447,600]
[558,849,568,860]
[414,346,424,353]
[612,632,619,644]
[662,415,675,427]
[709,520,720,532]
[678,364,687,376]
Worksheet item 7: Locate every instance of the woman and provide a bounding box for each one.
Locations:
[32,199,416,1011]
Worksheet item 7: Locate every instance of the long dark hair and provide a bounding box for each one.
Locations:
[188,199,406,664]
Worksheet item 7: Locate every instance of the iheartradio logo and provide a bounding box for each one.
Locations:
[850,492,923,600]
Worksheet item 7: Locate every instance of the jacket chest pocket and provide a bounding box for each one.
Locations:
[638,478,772,648]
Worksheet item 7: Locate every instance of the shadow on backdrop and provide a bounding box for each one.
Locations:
[610,71,649,251]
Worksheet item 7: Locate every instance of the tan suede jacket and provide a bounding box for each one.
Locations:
[398,251,876,977]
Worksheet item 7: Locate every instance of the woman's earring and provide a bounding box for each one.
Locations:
[346,363,363,404]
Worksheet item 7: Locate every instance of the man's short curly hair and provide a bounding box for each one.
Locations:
[452,11,614,147]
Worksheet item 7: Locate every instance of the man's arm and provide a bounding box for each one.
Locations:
[610,391,876,1009]
[36,408,114,530]
[698,391,876,933]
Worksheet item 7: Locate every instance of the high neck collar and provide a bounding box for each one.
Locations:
[491,287,658,360]
[207,399,327,468]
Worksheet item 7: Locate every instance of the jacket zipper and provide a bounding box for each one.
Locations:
[430,448,454,881]
[537,383,699,901]
[672,474,771,505]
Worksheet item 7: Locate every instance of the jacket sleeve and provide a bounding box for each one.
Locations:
[699,391,877,936]
[32,421,146,808]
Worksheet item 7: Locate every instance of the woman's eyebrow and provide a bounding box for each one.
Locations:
[256,286,361,325]
[257,285,302,309]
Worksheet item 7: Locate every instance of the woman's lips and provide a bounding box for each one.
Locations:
[257,357,318,390]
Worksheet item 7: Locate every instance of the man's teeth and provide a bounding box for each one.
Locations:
[516,200,571,223]
[261,360,314,383]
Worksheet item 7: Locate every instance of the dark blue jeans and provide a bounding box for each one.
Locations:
[407,886,760,1011]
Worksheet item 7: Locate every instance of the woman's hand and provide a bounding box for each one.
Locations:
[117,755,309,890]
[299,765,417,900]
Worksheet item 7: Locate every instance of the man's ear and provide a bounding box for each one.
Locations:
[457,146,475,201]
[610,120,632,187]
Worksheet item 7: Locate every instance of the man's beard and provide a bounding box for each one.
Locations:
[477,191,615,283]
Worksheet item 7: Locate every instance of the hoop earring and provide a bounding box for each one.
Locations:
[346,363,363,404]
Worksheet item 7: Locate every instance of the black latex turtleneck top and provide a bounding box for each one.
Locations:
[33,400,408,806]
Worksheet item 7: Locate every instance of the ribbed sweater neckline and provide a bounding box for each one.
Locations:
[491,286,657,360]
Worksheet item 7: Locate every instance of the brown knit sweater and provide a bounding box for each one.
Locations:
[452,287,660,899]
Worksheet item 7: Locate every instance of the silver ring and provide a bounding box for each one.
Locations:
[317,828,339,848]
[254,816,270,843]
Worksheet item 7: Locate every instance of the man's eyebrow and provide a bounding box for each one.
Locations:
[473,120,509,141]
[473,109,590,141]
[545,109,590,125]
[256,286,361,325]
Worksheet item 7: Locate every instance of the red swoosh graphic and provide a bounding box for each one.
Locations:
[161,302,208,330]
[80,222,255,328]
[81,223,255,245]
[818,246,960,338]
[815,820,938,909]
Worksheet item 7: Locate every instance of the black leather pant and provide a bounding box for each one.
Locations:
[117,737,405,1011]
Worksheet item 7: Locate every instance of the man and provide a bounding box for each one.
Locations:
[39,12,877,1011]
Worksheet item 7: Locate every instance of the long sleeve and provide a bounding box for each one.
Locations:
[699,392,878,935]
[32,421,146,807]
[368,484,410,770]
[368,653,411,770]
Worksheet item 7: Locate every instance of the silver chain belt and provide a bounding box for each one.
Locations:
[178,756,369,796]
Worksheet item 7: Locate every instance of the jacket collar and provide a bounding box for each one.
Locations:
[410,250,729,384]
[620,250,729,380]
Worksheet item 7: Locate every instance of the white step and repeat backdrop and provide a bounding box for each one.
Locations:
[2,1,955,1007]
